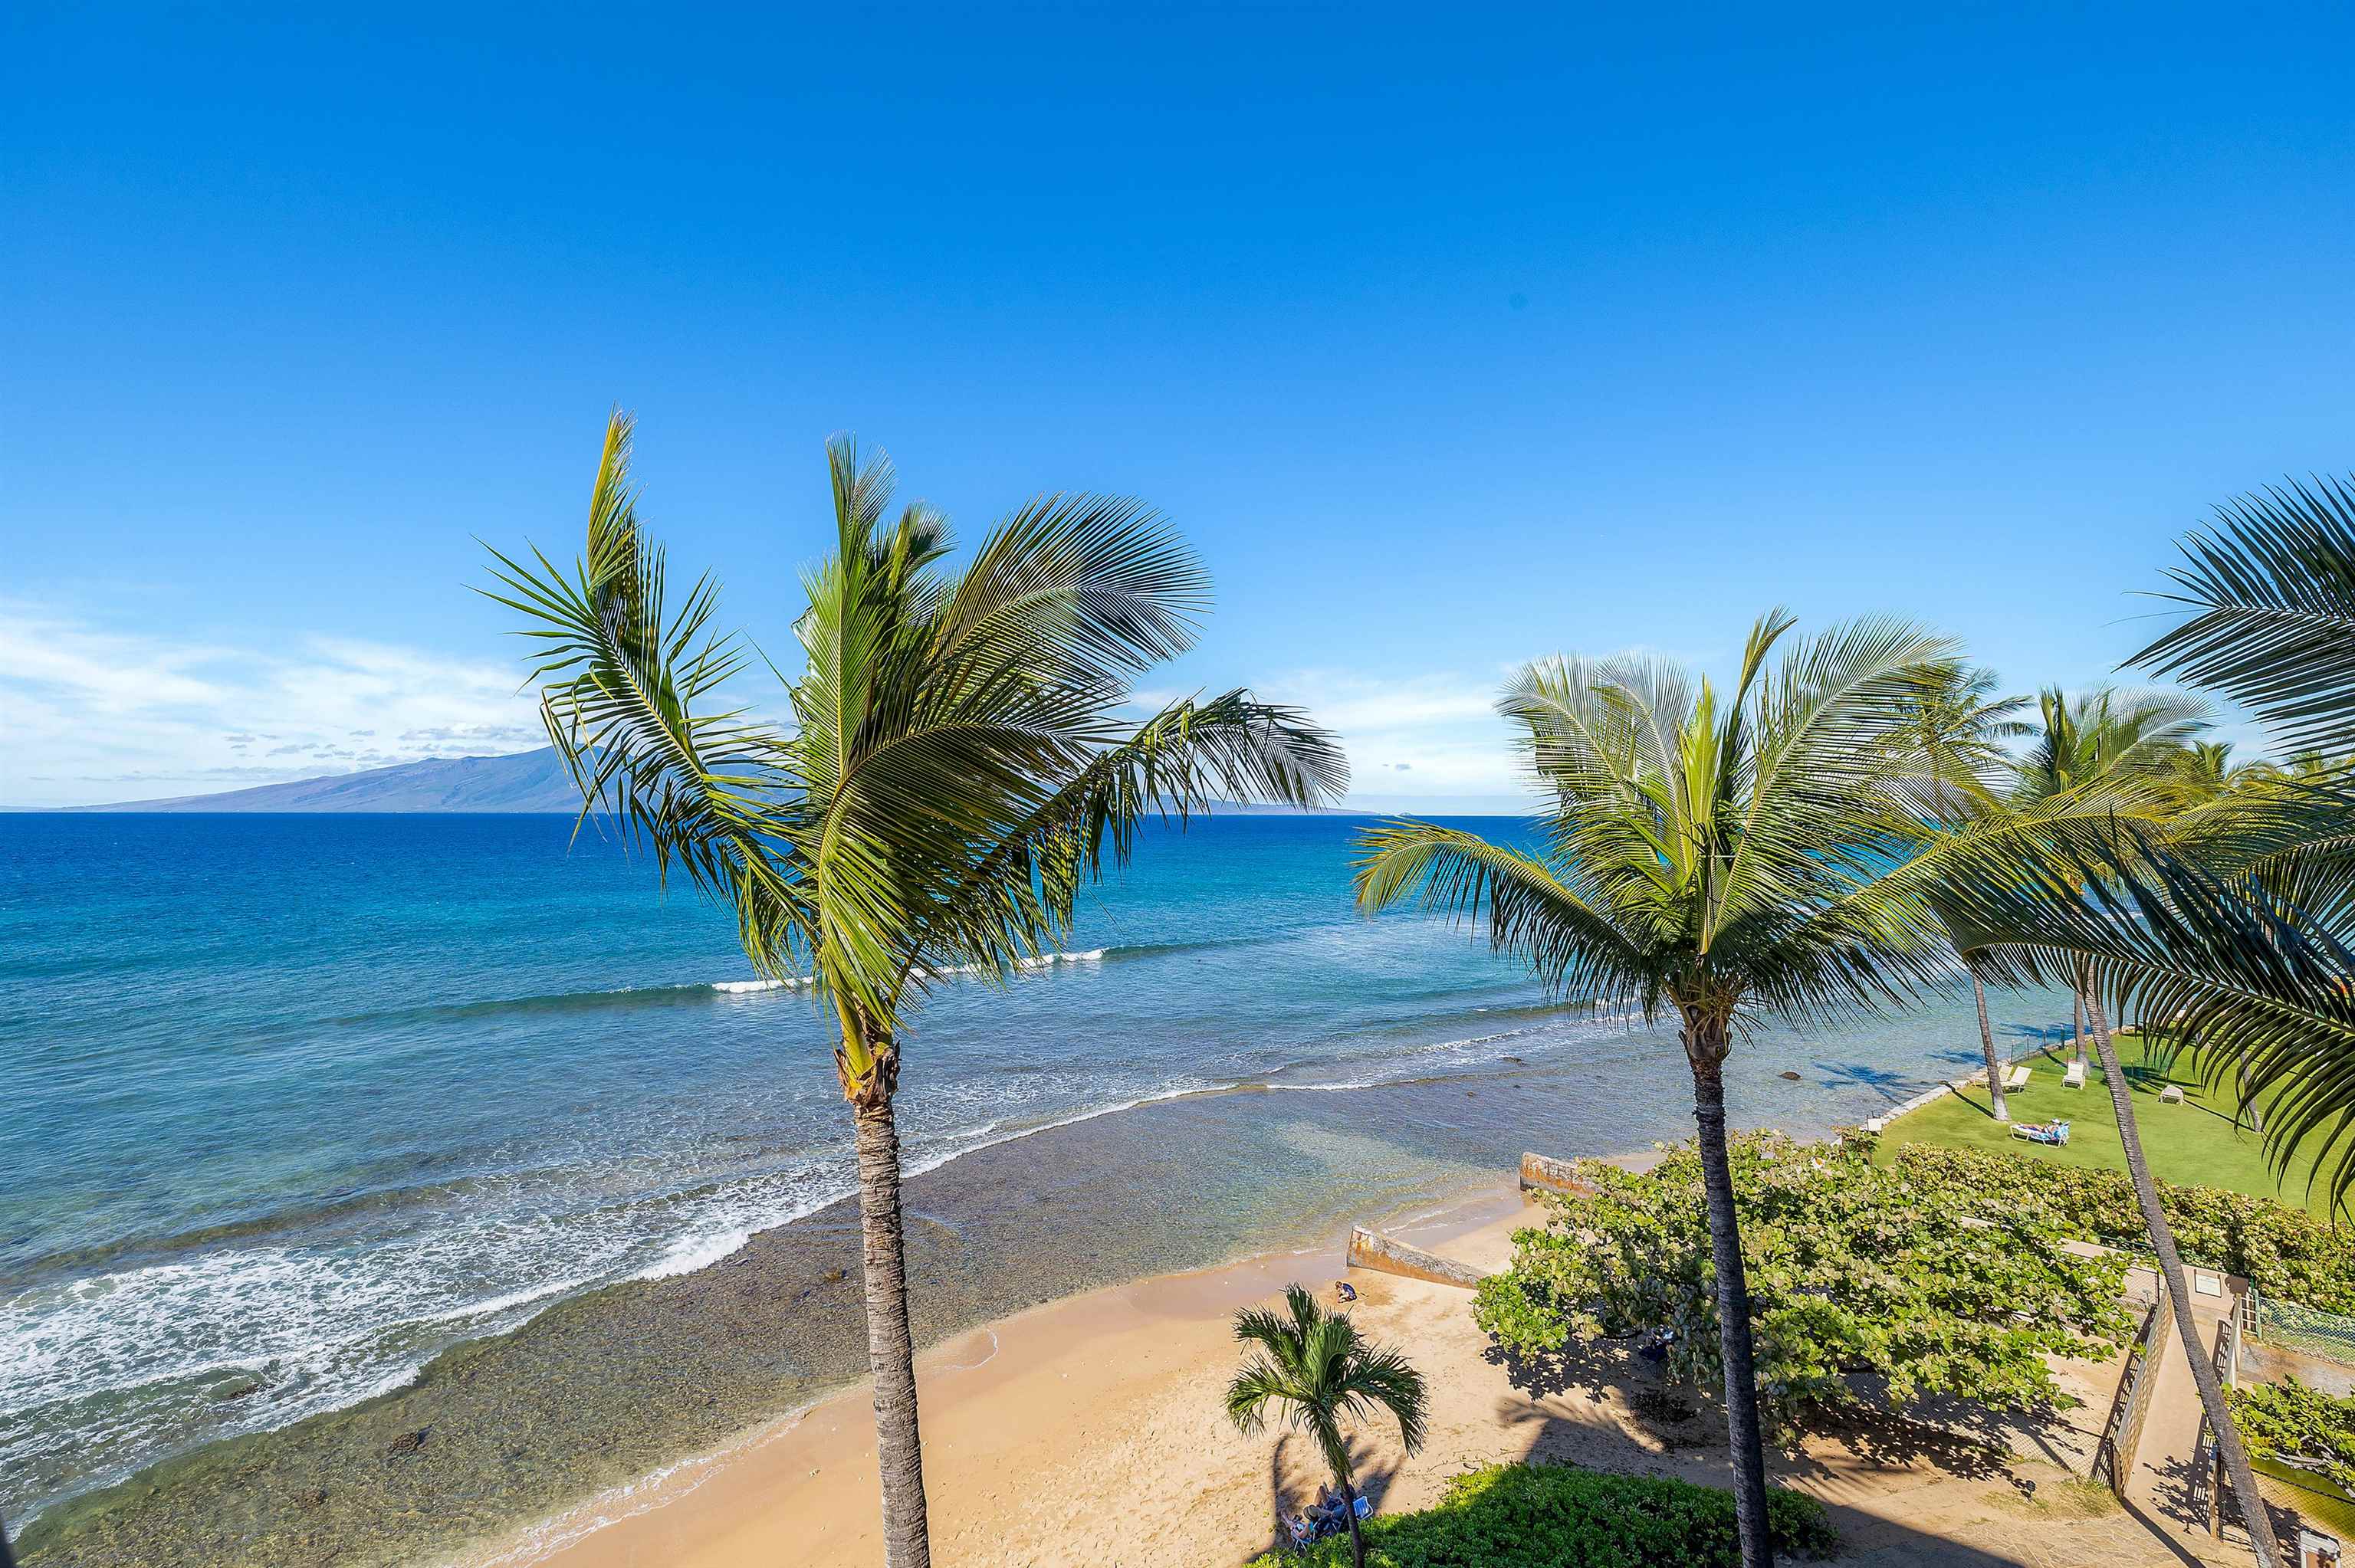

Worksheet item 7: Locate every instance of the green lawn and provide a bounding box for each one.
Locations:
[1877,1035,2340,1218]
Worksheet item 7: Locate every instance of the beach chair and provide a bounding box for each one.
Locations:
[2004,1064,2031,1092]
[2160,1084,2184,1104]
[2063,1059,2086,1089]
[2009,1119,2070,1146]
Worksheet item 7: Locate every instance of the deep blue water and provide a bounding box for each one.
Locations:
[0,812,2073,1523]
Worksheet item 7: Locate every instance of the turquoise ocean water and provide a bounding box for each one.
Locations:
[0,812,2073,1533]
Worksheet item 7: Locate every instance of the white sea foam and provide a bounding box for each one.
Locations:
[707,949,1109,995]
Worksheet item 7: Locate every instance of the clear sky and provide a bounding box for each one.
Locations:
[6,5,2353,809]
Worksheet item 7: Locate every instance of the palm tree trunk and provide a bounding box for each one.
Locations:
[1687,1041,1775,1568]
[2073,965,2088,1066]
[1974,973,2008,1122]
[852,1082,932,1568]
[1338,1471,1365,1568]
[2084,996,2280,1568]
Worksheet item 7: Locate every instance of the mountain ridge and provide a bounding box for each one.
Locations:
[64,748,1328,815]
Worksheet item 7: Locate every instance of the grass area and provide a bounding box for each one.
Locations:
[1877,1034,2338,1218]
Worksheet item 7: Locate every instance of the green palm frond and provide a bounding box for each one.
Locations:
[1354,823,1646,1002]
[1225,1284,1427,1484]
[489,415,1345,1081]
[2013,686,2210,807]
[1361,612,1975,1045]
[1874,763,2355,1212]
[479,410,812,976]
[2130,476,2355,756]
[1717,615,1959,933]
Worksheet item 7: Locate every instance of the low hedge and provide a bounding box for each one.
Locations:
[1887,1142,2355,1314]
[1242,1461,1836,1567]
[2230,1377,2355,1493]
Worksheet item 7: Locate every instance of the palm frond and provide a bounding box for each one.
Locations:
[478,410,812,976]
[2130,475,2355,755]
[1912,797,2355,1212]
[1354,823,1645,1002]
[1716,615,1959,933]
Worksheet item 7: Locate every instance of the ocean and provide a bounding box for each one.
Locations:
[0,812,2072,1562]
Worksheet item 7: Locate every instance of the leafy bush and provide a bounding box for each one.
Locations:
[1475,1133,2133,1432]
[1887,1142,2355,1314]
[2229,1378,2355,1493]
[1241,1461,1836,1566]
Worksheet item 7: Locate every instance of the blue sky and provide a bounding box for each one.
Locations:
[6,5,2354,808]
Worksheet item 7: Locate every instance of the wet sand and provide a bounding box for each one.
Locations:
[495,1178,2145,1568]
[492,1192,1533,1568]
[17,1075,1571,1567]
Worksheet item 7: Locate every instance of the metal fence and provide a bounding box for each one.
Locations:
[2248,1288,2355,1370]
[2220,1290,2355,1552]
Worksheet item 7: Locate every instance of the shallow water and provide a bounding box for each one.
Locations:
[1,812,2072,1563]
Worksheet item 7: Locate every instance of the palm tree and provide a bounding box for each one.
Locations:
[486,413,1347,1568]
[1891,662,2031,1120]
[1226,1284,1428,1568]
[1897,477,2355,1568]
[1355,612,1966,1568]
[2011,685,2211,1064]
[2169,740,2272,802]
[1919,822,2302,1568]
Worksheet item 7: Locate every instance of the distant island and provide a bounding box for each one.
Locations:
[71,749,594,812]
[67,748,1324,814]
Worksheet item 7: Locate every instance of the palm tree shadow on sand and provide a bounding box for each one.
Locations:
[1260,1435,1401,1557]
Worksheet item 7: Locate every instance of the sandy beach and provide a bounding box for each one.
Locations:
[484,1176,2182,1568]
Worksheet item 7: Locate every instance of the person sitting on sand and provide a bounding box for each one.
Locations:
[1286,1511,1315,1547]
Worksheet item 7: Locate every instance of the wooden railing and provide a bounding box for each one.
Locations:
[2094,1274,2173,1496]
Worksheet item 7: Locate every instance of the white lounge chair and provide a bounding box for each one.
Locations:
[2004,1064,2031,1092]
[2063,1059,2087,1089]
[2160,1084,2185,1104]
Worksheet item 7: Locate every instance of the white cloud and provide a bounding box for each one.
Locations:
[0,602,547,807]
[1250,668,1532,804]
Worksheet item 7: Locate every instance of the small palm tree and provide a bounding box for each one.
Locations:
[487,414,1347,1568]
[1227,1284,1427,1568]
[1355,611,1966,1568]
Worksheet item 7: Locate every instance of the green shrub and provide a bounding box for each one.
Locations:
[1887,1142,2355,1314]
[1240,1461,1836,1566]
[1475,1134,2131,1432]
[2229,1378,2355,1493]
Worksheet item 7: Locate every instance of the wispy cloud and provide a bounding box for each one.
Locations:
[1210,668,1534,804]
[0,602,545,807]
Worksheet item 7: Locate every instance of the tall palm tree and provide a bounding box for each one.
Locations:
[1891,663,2031,1120]
[1355,611,1964,1568]
[1900,477,2355,1568]
[2011,685,2211,1064]
[1226,1284,1428,1568]
[486,413,1347,1568]
[1917,820,2304,1568]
